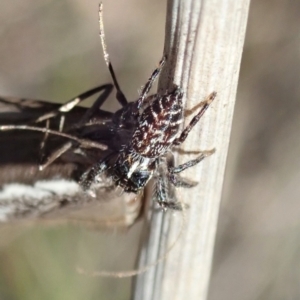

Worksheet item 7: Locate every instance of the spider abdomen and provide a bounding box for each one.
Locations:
[131,88,183,158]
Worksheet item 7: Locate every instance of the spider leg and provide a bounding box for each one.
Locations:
[153,158,184,211]
[168,173,198,188]
[168,149,215,175]
[166,152,197,189]
[79,157,111,194]
[166,148,214,190]
[137,56,166,110]
[155,172,183,211]
[99,3,128,107]
[173,92,216,146]
[156,150,213,210]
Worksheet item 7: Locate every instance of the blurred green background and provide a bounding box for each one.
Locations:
[1,0,300,299]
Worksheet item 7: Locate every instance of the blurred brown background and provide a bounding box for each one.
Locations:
[0,0,300,299]
[210,1,300,299]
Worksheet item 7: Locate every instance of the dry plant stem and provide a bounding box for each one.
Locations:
[133,0,250,299]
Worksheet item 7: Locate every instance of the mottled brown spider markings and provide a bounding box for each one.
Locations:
[102,83,186,196]
[0,4,216,210]
[132,88,183,158]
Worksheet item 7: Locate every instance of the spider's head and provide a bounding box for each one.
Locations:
[112,149,154,193]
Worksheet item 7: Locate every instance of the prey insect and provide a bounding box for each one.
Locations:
[0,4,216,211]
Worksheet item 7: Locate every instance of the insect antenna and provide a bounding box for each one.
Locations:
[99,3,128,107]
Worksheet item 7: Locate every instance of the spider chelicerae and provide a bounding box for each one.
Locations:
[0,4,216,210]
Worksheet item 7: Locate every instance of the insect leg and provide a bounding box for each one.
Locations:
[35,84,113,123]
[38,84,113,160]
[99,3,128,107]
[39,142,73,170]
[172,92,216,146]
[78,84,114,124]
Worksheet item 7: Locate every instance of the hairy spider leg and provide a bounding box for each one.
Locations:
[155,172,175,210]
[173,91,217,146]
[99,3,128,107]
[167,90,216,192]
[162,153,195,188]
[136,56,166,110]
[153,159,173,209]
[168,150,215,180]
[154,149,215,210]
[155,175,185,210]
[80,154,113,192]
[153,91,217,210]
[154,154,193,211]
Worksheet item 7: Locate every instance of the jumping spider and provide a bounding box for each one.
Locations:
[0,4,216,210]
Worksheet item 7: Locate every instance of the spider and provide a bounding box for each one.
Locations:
[0,4,216,210]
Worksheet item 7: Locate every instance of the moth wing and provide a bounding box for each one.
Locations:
[0,96,142,227]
